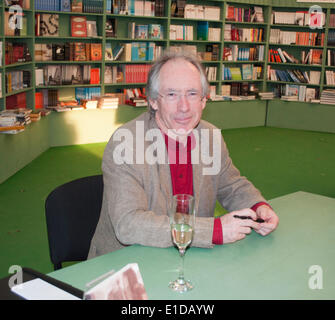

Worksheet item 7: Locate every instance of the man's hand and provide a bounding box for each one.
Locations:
[254,205,279,236]
[220,208,261,244]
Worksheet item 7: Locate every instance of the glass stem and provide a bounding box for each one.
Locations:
[178,249,186,284]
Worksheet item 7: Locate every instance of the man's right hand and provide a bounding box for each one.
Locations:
[220,208,261,244]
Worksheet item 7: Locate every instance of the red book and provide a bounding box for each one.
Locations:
[71,16,87,37]
[35,92,43,109]
[90,68,100,84]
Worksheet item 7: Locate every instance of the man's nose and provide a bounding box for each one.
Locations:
[177,94,190,112]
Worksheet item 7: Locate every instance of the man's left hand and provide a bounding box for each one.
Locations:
[254,205,279,236]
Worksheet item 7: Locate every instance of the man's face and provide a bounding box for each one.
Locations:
[150,59,207,136]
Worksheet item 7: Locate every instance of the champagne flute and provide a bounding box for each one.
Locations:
[168,194,195,293]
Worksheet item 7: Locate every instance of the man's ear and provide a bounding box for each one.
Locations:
[149,99,159,111]
[201,97,207,110]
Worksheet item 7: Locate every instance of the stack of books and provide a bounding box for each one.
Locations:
[281,95,299,101]
[320,89,335,105]
[258,92,275,100]
[98,96,119,109]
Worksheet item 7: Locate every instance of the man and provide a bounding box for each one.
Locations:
[88,51,279,258]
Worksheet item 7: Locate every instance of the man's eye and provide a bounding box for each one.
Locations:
[167,93,177,98]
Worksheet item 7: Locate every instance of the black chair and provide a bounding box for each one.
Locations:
[45,175,103,270]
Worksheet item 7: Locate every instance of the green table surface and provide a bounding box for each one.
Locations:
[49,191,335,300]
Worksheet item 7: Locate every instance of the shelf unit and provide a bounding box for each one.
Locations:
[1,0,335,111]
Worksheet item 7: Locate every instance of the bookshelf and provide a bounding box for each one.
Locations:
[0,0,335,111]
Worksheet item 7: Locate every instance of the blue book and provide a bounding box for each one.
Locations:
[146,42,154,61]
[131,42,139,61]
[60,0,71,12]
[197,21,209,41]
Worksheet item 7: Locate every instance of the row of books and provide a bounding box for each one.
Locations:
[109,0,165,17]
[128,23,163,40]
[5,70,31,94]
[206,67,217,82]
[169,25,193,41]
[269,29,325,46]
[224,25,264,42]
[223,45,265,62]
[281,86,317,103]
[268,48,322,65]
[35,43,102,62]
[327,50,335,67]
[222,65,262,81]
[271,11,325,27]
[5,42,32,66]
[267,67,320,85]
[328,31,335,46]
[106,64,151,84]
[222,82,257,97]
[35,65,100,86]
[5,92,27,110]
[226,5,264,23]
[35,14,100,38]
[35,89,59,109]
[325,71,335,86]
[182,4,220,21]
[106,42,162,62]
[35,0,104,13]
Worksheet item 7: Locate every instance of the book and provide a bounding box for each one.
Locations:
[148,24,162,39]
[90,68,100,84]
[90,43,102,61]
[40,14,59,37]
[197,21,209,41]
[71,16,87,37]
[72,0,83,12]
[86,21,98,38]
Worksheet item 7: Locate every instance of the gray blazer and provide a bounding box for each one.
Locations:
[88,112,265,258]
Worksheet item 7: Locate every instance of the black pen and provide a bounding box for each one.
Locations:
[233,215,265,223]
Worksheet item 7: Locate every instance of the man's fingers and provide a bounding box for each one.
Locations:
[240,226,252,235]
[240,219,261,230]
[234,208,257,220]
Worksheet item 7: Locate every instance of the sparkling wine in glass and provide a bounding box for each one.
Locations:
[169,194,195,293]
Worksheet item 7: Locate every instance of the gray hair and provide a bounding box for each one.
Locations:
[146,50,210,114]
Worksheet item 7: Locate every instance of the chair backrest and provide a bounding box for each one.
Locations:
[45,175,103,270]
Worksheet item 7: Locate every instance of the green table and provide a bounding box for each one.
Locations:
[49,192,335,299]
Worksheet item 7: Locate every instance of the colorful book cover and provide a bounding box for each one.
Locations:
[149,24,161,39]
[230,67,242,80]
[71,16,87,37]
[135,25,148,39]
[138,42,147,61]
[40,14,59,37]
